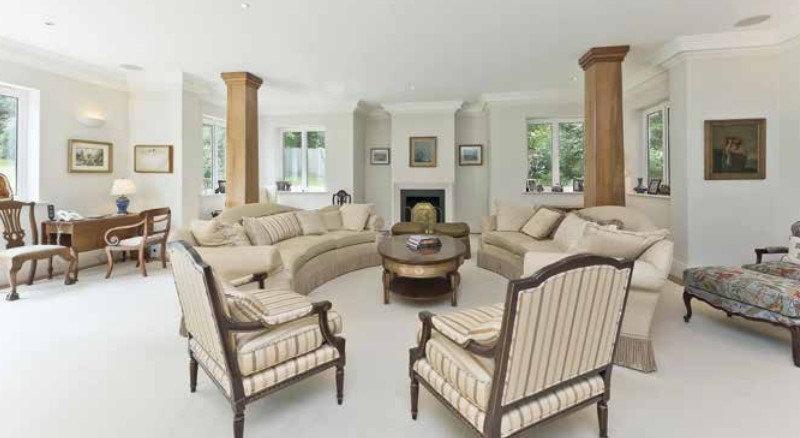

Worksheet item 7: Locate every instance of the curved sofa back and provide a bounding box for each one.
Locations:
[578,206,659,233]
[216,202,298,225]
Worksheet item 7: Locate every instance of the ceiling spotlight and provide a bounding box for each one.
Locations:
[119,63,144,71]
[734,14,771,27]
[43,21,56,27]
[570,75,578,81]
[408,84,416,91]
[241,2,251,9]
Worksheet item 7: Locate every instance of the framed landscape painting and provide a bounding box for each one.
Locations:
[68,139,112,173]
[704,118,766,180]
[459,144,483,166]
[370,148,390,165]
[135,145,174,173]
[409,136,437,167]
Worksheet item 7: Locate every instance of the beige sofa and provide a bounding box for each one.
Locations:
[477,205,673,373]
[173,203,384,295]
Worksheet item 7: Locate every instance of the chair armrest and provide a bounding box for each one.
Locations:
[228,272,269,289]
[755,246,788,263]
[481,215,497,233]
[431,314,501,353]
[104,219,145,246]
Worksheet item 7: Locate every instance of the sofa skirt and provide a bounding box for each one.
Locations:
[476,244,523,280]
[613,335,657,373]
[290,242,382,296]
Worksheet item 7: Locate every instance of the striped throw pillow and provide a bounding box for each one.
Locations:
[242,212,302,245]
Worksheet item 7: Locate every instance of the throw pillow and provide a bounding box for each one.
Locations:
[466,317,503,345]
[521,208,565,240]
[788,236,800,264]
[321,209,344,231]
[575,211,624,230]
[340,204,373,231]
[242,212,302,246]
[573,223,669,259]
[295,210,327,235]
[553,213,590,250]
[494,201,537,231]
[190,220,251,247]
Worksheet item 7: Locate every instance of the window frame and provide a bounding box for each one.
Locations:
[642,102,670,186]
[202,115,226,194]
[279,127,326,192]
[525,118,584,192]
[0,85,31,199]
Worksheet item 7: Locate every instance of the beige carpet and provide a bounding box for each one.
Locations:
[0,253,797,438]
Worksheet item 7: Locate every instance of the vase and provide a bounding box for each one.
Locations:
[634,178,647,194]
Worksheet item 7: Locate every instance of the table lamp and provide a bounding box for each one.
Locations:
[110,179,136,214]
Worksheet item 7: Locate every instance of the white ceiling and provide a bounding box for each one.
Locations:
[1,0,798,112]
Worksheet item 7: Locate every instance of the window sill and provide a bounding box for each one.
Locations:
[522,191,583,195]
[627,192,671,200]
[276,190,330,195]
[200,192,225,198]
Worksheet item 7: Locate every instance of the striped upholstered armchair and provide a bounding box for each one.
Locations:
[168,241,346,438]
[409,254,634,438]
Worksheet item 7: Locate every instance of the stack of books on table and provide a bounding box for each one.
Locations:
[407,235,441,250]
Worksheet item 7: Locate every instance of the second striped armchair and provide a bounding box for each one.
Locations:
[409,254,634,438]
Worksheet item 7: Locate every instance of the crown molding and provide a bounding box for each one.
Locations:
[650,28,800,67]
[382,100,464,114]
[456,101,487,117]
[0,36,127,91]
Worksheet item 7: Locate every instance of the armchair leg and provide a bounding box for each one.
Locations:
[27,260,37,285]
[160,242,167,268]
[335,365,344,405]
[105,248,115,279]
[233,405,245,438]
[63,254,77,285]
[683,290,693,323]
[410,374,419,420]
[6,266,19,301]
[790,326,800,367]
[597,400,608,438]
[189,354,198,393]
[139,249,148,277]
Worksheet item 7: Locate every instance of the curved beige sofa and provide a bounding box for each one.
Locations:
[477,205,673,373]
[173,203,383,296]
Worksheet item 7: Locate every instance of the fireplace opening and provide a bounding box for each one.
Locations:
[400,189,445,222]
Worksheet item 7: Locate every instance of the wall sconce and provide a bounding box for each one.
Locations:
[76,114,106,128]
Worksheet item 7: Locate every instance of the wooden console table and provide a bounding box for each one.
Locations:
[41,214,141,280]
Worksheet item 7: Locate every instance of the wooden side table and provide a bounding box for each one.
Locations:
[41,214,142,280]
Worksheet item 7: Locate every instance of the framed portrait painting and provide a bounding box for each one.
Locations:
[68,139,113,173]
[370,148,390,165]
[134,145,174,173]
[459,144,483,166]
[409,136,437,167]
[704,118,766,180]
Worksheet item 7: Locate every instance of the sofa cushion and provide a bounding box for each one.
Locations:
[273,236,338,272]
[425,333,494,409]
[494,201,536,231]
[190,220,251,247]
[216,203,297,225]
[630,260,667,291]
[483,231,562,257]
[573,223,669,259]
[521,208,564,240]
[431,303,505,346]
[195,246,283,282]
[295,210,327,235]
[553,213,590,251]
[325,230,376,249]
[340,204,373,231]
[236,310,342,377]
[242,212,303,245]
[789,236,800,264]
[224,287,314,326]
[743,261,800,282]
[318,205,344,231]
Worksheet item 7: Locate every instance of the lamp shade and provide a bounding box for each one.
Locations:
[110,179,136,196]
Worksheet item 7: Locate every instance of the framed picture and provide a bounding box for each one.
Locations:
[370,148,390,165]
[409,136,437,167]
[572,178,584,192]
[134,145,174,173]
[704,118,766,180]
[459,144,483,166]
[68,139,112,173]
[647,178,662,195]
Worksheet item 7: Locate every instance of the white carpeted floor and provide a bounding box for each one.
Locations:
[0,252,797,438]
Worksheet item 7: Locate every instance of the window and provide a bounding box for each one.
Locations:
[644,103,670,185]
[526,119,584,191]
[0,89,20,192]
[202,117,226,192]
[281,129,326,191]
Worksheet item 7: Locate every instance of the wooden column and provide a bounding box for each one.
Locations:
[221,72,263,207]
[579,46,629,207]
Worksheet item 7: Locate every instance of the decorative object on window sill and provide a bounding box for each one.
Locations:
[409,136,437,167]
[572,178,584,192]
[647,178,662,195]
[458,144,483,166]
[0,173,13,200]
[68,139,113,173]
[525,179,536,192]
[658,184,670,196]
[215,180,226,194]
[332,190,352,205]
[110,178,136,215]
[536,184,544,193]
[634,177,648,193]
[134,145,174,173]
[551,184,564,193]
[370,148,390,165]
[276,181,291,191]
[704,118,766,180]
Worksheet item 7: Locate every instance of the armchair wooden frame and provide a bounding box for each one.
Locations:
[409,254,634,438]
[170,241,346,438]
[104,207,171,278]
[0,200,76,301]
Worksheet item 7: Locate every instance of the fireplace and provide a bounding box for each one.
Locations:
[400,189,445,222]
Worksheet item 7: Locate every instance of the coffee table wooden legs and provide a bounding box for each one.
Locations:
[382,269,392,304]
[448,271,460,306]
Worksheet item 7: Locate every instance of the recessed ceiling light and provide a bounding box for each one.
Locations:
[43,21,56,27]
[570,75,578,81]
[734,14,771,27]
[119,63,144,71]
[408,84,416,91]
[241,2,250,9]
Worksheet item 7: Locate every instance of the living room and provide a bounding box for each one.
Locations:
[1,1,799,437]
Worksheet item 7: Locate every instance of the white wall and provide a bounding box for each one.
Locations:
[455,112,489,231]
[364,115,392,222]
[353,111,367,203]
[778,38,800,238]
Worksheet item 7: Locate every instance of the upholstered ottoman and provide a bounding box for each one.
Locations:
[391,222,471,259]
[683,265,800,367]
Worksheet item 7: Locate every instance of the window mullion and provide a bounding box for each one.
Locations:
[552,122,561,187]
[301,130,308,190]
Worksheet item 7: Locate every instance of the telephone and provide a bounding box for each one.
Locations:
[55,210,84,221]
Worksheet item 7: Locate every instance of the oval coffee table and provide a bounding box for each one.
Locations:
[378,235,466,306]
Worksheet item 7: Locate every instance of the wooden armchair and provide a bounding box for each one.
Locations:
[168,241,346,438]
[0,200,76,301]
[409,254,634,437]
[104,207,171,278]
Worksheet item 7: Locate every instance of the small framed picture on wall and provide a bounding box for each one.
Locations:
[370,148,390,165]
[458,145,483,166]
[68,139,113,173]
[409,136,437,167]
[134,145,174,173]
